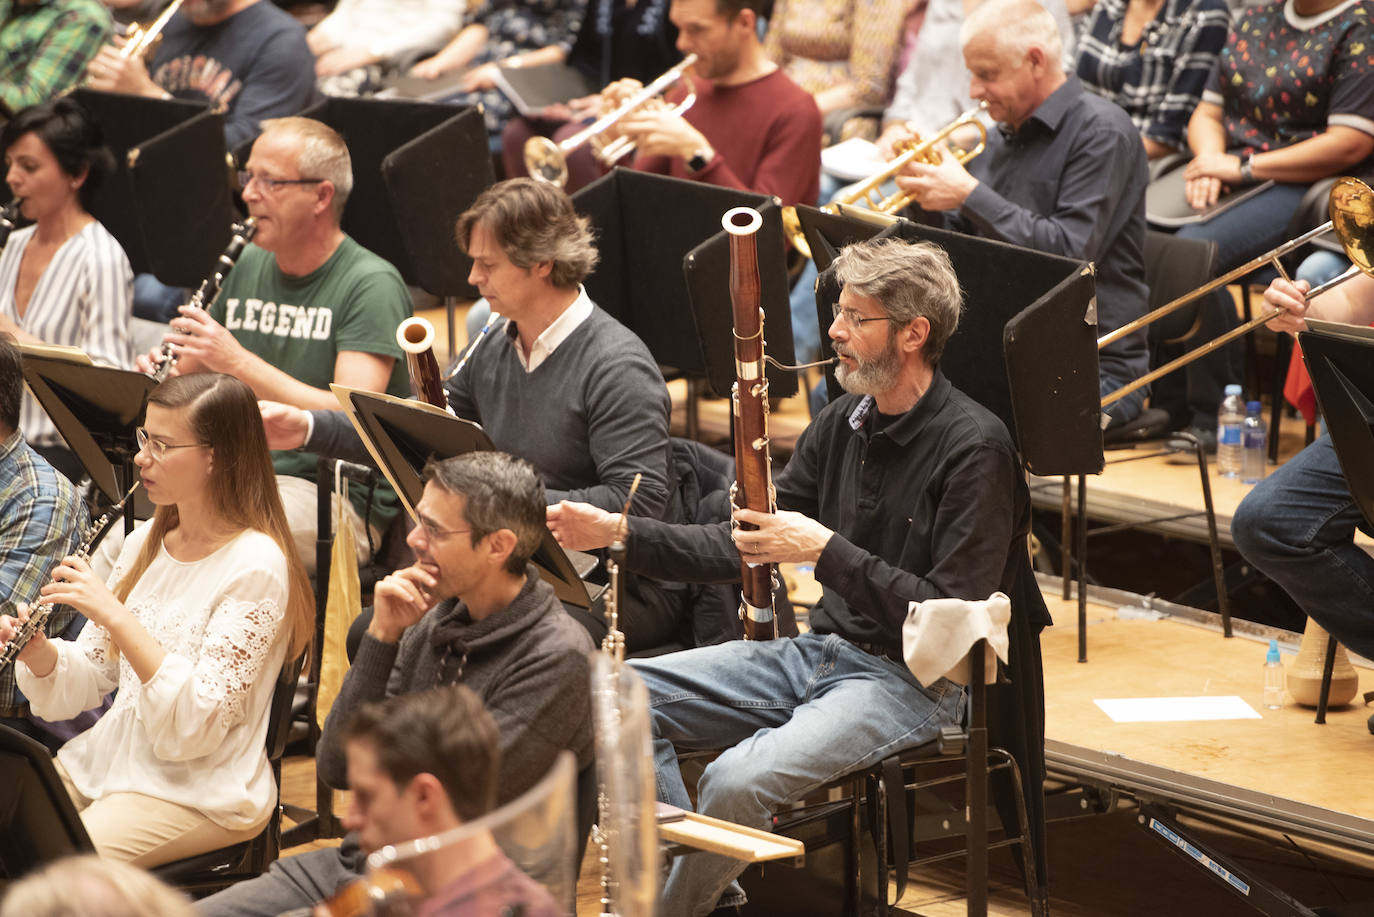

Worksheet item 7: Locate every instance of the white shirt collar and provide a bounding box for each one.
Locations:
[506,286,594,372]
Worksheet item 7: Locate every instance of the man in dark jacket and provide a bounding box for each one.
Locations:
[198,451,594,917]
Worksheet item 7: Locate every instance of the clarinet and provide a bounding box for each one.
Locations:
[0,199,23,253]
[150,217,257,382]
[722,207,778,641]
[0,482,140,671]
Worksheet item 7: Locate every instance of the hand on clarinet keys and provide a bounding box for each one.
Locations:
[0,604,46,664]
[546,501,620,551]
[731,509,834,565]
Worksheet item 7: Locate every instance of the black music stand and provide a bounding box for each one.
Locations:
[574,169,796,400]
[297,97,495,301]
[0,724,96,879]
[332,386,599,611]
[65,89,234,288]
[794,203,891,273]
[19,350,154,514]
[1298,322,1374,721]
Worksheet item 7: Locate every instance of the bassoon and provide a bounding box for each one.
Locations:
[723,207,778,641]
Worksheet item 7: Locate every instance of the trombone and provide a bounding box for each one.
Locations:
[524,54,699,189]
[1100,176,1374,407]
[782,101,989,259]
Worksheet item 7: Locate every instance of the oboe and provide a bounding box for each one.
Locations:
[723,207,778,641]
[0,199,23,253]
[0,482,140,671]
[150,217,257,382]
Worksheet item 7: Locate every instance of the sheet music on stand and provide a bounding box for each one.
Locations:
[19,344,155,509]
[330,385,600,608]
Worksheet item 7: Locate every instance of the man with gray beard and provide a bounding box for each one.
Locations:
[547,237,1049,917]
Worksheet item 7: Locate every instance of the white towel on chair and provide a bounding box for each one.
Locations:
[902,592,1011,686]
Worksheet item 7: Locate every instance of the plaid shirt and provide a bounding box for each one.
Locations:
[1074,0,1231,150]
[0,430,86,715]
[0,0,113,116]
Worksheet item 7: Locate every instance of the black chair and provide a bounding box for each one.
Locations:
[741,640,1045,916]
[0,724,96,879]
[152,652,306,896]
[1061,232,1234,640]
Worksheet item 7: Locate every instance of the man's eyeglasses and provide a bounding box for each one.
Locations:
[831,303,898,327]
[135,427,209,461]
[416,515,472,542]
[237,171,325,193]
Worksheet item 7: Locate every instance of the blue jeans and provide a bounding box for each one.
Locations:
[1296,250,1350,286]
[631,633,965,917]
[1169,183,1308,428]
[1232,433,1374,661]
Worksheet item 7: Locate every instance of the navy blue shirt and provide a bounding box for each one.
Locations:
[951,76,1150,389]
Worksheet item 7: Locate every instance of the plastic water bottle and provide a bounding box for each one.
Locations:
[1264,638,1284,710]
[1216,384,1245,478]
[1241,401,1267,484]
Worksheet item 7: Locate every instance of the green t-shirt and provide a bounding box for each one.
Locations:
[210,235,411,529]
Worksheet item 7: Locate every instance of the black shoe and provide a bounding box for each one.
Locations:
[1165,425,1217,461]
[1367,711,1374,736]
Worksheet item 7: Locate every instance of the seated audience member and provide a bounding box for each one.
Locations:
[1074,0,1230,159]
[197,451,594,916]
[262,178,692,651]
[406,0,590,141]
[763,0,910,136]
[0,372,313,867]
[308,0,466,97]
[0,854,196,917]
[0,333,87,749]
[500,0,680,181]
[1158,0,1374,450]
[1233,274,1374,726]
[133,116,412,574]
[341,685,563,917]
[0,97,133,483]
[548,237,1050,917]
[83,0,315,151]
[893,0,1149,427]
[0,0,111,114]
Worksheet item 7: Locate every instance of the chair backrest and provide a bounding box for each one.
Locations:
[1142,231,1218,345]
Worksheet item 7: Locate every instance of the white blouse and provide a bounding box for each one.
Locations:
[17,525,292,831]
[0,221,134,448]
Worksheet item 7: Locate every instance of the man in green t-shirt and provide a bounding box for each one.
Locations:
[137,116,411,572]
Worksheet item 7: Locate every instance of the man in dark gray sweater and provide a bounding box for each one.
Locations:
[260,178,697,651]
[198,451,594,917]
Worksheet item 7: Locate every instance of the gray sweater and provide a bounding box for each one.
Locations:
[316,567,595,803]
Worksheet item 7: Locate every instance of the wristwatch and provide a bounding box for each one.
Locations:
[1239,151,1255,184]
[686,147,713,173]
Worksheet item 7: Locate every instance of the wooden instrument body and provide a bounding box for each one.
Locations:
[396,316,447,408]
[725,208,777,641]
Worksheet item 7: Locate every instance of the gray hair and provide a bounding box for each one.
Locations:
[0,855,196,917]
[960,0,1063,69]
[423,452,546,574]
[455,178,599,288]
[259,116,354,220]
[831,238,963,365]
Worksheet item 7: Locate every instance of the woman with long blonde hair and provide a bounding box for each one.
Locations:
[0,372,312,867]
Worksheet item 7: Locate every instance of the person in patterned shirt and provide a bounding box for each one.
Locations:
[1160,0,1374,450]
[0,0,112,115]
[0,332,85,746]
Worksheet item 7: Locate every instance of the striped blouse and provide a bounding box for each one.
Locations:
[0,221,134,447]
[1074,0,1231,151]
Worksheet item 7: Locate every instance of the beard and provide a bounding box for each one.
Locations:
[835,331,901,396]
[185,0,235,22]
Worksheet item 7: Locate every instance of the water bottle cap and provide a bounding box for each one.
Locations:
[1225,384,1243,396]
[1267,638,1280,664]
[1246,401,1262,413]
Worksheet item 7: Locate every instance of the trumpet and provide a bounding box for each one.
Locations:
[1099,176,1374,407]
[0,482,140,673]
[121,0,185,60]
[782,102,989,259]
[524,54,699,188]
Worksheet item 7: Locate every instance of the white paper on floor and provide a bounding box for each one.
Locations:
[1094,696,1261,722]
